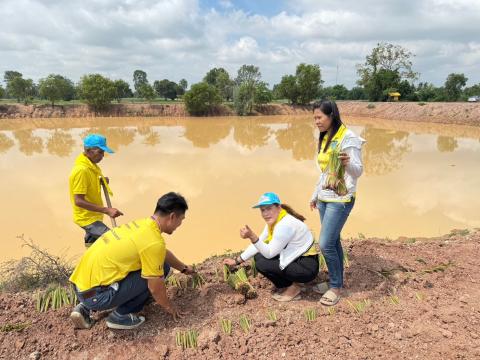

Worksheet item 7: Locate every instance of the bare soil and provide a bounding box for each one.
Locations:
[1,229,479,359]
[1,102,479,126]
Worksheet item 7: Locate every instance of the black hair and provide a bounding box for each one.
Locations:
[312,100,343,153]
[154,192,188,216]
[280,204,306,222]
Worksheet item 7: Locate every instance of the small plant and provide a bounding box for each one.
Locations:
[343,250,350,268]
[0,322,30,332]
[319,254,328,272]
[227,268,257,299]
[189,266,206,289]
[239,315,251,333]
[250,258,258,278]
[326,307,336,316]
[358,233,366,240]
[175,329,199,349]
[266,309,277,321]
[422,261,453,274]
[416,258,427,265]
[415,292,425,301]
[367,103,375,109]
[323,146,347,196]
[417,102,426,106]
[220,319,232,336]
[406,238,416,244]
[166,274,185,289]
[35,284,77,312]
[389,295,400,305]
[304,308,317,321]
[347,299,371,314]
[223,264,230,282]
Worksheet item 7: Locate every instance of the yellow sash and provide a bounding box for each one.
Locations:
[317,124,347,172]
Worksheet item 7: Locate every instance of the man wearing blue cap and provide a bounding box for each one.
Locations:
[69,134,123,246]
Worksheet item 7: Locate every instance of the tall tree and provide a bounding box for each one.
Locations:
[133,70,148,93]
[233,65,262,115]
[357,42,418,101]
[137,83,156,102]
[444,73,468,101]
[38,74,75,106]
[184,82,221,116]
[112,79,133,102]
[295,63,322,104]
[3,71,22,85]
[7,76,35,104]
[0,85,5,99]
[179,79,188,91]
[204,68,233,101]
[153,79,178,100]
[78,74,115,110]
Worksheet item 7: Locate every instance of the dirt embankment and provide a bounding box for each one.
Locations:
[1,102,479,125]
[1,230,479,359]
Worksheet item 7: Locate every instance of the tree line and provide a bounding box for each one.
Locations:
[1,42,479,115]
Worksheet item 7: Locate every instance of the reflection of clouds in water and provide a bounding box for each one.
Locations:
[275,122,315,161]
[0,132,14,154]
[232,120,271,149]
[436,136,458,153]
[13,130,43,156]
[183,119,231,148]
[361,127,411,176]
[46,130,75,157]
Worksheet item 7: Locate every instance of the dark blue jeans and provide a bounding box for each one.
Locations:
[317,198,355,289]
[76,263,170,315]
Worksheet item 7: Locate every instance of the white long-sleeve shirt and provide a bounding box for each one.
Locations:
[240,214,314,270]
[311,129,365,202]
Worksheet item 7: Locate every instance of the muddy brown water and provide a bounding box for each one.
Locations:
[1,115,479,264]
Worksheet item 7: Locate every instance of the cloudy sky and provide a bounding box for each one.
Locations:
[1,0,479,88]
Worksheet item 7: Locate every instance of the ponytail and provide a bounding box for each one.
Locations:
[280,204,306,222]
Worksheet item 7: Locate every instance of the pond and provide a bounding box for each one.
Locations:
[1,115,479,263]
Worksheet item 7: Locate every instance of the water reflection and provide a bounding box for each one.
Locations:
[233,119,271,149]
[13,130,43,155]
[276,122,315,161]
[46,130,75,157]
[361,127,411,176]
[81,127,136,151]
[183,119,231,148]
[137,126,161,147]
[0,132,14,154]
[437,136,458,153]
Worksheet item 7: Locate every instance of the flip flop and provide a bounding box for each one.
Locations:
[312,282,329,295]
[320,289,341,306]
[273,293,302,302]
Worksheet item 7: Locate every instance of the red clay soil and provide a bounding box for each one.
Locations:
[1,102,480,126]
[1,229,479,360]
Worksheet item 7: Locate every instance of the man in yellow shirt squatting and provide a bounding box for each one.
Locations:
[69,134,124,246]
[69,192,195,330]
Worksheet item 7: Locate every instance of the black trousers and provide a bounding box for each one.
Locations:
[254,253,319,288]
[81,221,109,246]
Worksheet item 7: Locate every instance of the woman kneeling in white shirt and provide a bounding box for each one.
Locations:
[223,192,319,302]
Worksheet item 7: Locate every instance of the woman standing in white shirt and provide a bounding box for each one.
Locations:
[223,192,319,302]
[309,100,365,306]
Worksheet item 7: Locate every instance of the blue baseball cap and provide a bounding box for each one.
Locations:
[252,192,281,208]
[83,134,114,154]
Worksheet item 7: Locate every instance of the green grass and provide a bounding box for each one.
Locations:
[304,308,317,321]
[326,307,336,316]
[422,261,453,274]
[415,292,425,301]
[1,322,30,332]
[239,315,251,333]
[266,309,278,321]
[175,329,199,349]
[220,319,232,336]
[35,284,77,312]
[166,274,185,289]
[189,266,206,289]
[347,299,371,314]
[389,295,400,305]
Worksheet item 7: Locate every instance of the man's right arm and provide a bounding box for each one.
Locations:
[73,194,123,218]
[147,277,183,321]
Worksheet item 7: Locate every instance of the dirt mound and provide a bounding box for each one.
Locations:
[1,230,480,359]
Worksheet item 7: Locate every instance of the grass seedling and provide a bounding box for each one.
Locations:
[223,265,230,282]
[347,299,371,314]
[266,309,277,321]
[415,292,425,301]
[175,329,199,349]
[0,322,30,332]
[389,295,400,305]
[227,268,257,299]
[319,254,328,272]
[422,261,453,274]
[239,315,251,333]
[358,233,366,240]
[416,258,427,265]
[343,250,350,268]
[323,147,347,196]
[250,258,258,278]
[220,319,232,336]
[190,266,206,289]
[35,284,77,312]
[166,274,184,289]
[304,308,317,321]
[326,307,336,316]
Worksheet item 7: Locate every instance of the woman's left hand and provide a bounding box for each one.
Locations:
[183,265,196,275]
[339,152,350,166]
[240,225,258,243]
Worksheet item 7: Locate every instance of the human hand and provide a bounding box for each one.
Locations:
[339,152,350,166]
[309,200,317,211]
[223,258,237,266]
[240,225,257,242]
[165,305,186,322]
[104,207,124,218]
[183,265,196,275]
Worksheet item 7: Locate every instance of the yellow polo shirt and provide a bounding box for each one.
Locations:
[69,153,104,227]
[69,218,167,291]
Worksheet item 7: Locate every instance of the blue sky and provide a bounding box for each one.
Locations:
[1,0,479,88]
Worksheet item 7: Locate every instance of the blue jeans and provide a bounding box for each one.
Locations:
[76,263,170,315]
[317,198,355,289]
